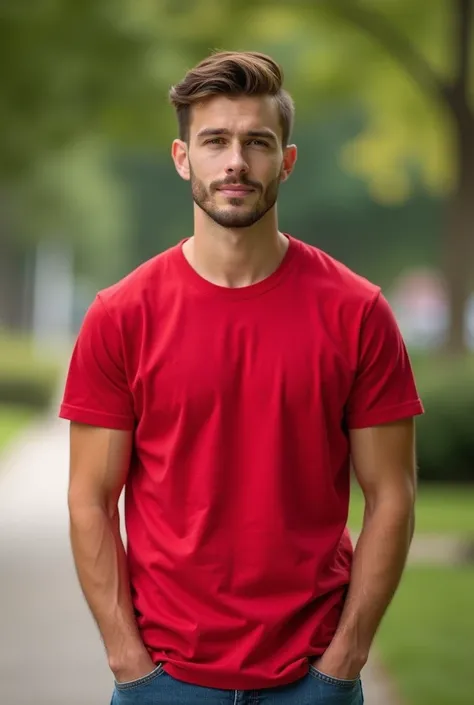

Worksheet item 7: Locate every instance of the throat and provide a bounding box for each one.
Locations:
[183,231,289,288]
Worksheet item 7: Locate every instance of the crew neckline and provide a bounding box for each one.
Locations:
[173,234,299,300]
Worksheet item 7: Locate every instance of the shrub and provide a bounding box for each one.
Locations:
[0,333,61,410]
[413,355,474,483]
[0,368,59,409]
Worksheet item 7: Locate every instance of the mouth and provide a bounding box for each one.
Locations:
[217,186,255,197]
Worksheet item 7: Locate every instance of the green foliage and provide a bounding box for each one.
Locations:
[413,355,474,482]
[241,0,473,203]
[316,0,457,201]
[0,362,59,410]
[0,333,60,410]
[13,140,132,283]
[2,0,472,199]
[0,374,56,411]
[1,0,471,352]
[0,0,173,280]
[0,0,163,176]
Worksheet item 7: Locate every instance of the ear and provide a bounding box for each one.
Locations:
[171,139,190,181]
[280,144,297,183]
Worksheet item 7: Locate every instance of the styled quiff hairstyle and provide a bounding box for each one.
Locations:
[169,51,295,146]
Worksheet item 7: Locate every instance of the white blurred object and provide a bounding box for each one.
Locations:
[32,239,74,353]
[390,267,473,351]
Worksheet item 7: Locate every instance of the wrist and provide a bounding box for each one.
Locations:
[108,644,152,674]
[330,618,371,663]
[313,648,366,681]
[322,636,368,673]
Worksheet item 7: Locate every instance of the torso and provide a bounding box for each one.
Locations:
[99,235,379,689]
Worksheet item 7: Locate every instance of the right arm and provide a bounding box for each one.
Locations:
[67,421,155,682]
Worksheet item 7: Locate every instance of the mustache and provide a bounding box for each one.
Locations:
[211,176,262,191]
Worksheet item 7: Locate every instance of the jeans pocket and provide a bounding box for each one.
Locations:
[308,665,360,689]
[115,663,164,691]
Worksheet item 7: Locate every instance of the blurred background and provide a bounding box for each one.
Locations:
[0,1,473,704]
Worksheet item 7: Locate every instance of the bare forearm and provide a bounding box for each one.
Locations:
[330,497,414,666]
[69,503,147,670]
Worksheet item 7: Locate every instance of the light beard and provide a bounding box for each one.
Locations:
[190,169,281,229]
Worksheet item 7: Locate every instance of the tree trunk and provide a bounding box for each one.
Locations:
[442,101,474,355]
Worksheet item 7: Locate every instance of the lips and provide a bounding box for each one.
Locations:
[218,186,254,195]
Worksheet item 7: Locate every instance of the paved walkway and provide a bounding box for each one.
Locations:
[1,414,465,704]
[0,415,113,705]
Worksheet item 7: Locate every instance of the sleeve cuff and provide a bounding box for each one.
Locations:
[347,399,424,430]
[59,403,135,431]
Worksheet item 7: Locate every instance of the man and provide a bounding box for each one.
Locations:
[60,51,423,704]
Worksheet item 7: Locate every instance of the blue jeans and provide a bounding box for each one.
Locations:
[111,664,364,704]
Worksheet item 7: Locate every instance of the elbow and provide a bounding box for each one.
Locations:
[68,495,103,527]
[364,478,416,525]
[67,484,91,517]
[67,473,118,521]
[68,498,119,544]
[67,488,116,524]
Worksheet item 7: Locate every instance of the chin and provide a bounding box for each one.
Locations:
[215,216,263,229]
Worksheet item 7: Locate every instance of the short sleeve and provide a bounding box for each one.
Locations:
[346,292,424,429]
[59,294,135,430]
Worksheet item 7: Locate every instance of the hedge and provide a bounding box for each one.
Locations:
[0,368,59,410]
[0,333,61,411]
[413,355,474,483]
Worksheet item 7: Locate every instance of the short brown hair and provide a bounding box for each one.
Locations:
[169,51,295,145]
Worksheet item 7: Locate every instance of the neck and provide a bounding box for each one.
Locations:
[183,206,289,288]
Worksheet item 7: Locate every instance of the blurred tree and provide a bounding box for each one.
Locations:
[14,139,131,285]
[0,0,245,177]
[0,0,164,177]
[2,0,471,353]
[0,0,163,327]
[0,140,130,329]
[327,0,473,355]
[0,0,232,271]
[240,0,474,353]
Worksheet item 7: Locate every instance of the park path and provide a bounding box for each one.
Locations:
[0,411,465,705]
[0,414,113,705]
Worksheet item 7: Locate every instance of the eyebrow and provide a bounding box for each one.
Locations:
[196,128,277,142]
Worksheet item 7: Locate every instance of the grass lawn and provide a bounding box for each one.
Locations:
[349,483,474,535]
[376,566,474,705]
[0,405,33,453]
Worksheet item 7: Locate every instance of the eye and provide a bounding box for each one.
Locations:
[249,139,269,147]
[205,138,225,145]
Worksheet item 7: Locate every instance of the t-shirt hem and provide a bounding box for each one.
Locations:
[162,661,310,691]
[59,403,135,431]
[347,399,424,429]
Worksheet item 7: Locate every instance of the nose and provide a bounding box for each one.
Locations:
[225,144,249,176]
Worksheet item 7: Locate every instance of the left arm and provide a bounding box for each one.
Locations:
[317,417,417,678]
[315,291,423,679]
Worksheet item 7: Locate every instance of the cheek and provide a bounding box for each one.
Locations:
[193,152,226,181]
[259,156,284,182]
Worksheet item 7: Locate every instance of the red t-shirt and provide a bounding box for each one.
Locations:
[59,235,423,690]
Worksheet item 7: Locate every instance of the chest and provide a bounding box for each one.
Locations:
[129,296,355,424]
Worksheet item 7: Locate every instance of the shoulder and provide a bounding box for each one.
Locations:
[291,236,381,311]
[95,242,182,322]
[289,237,393,366]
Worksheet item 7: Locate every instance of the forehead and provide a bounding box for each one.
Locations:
[189,95,282,140]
